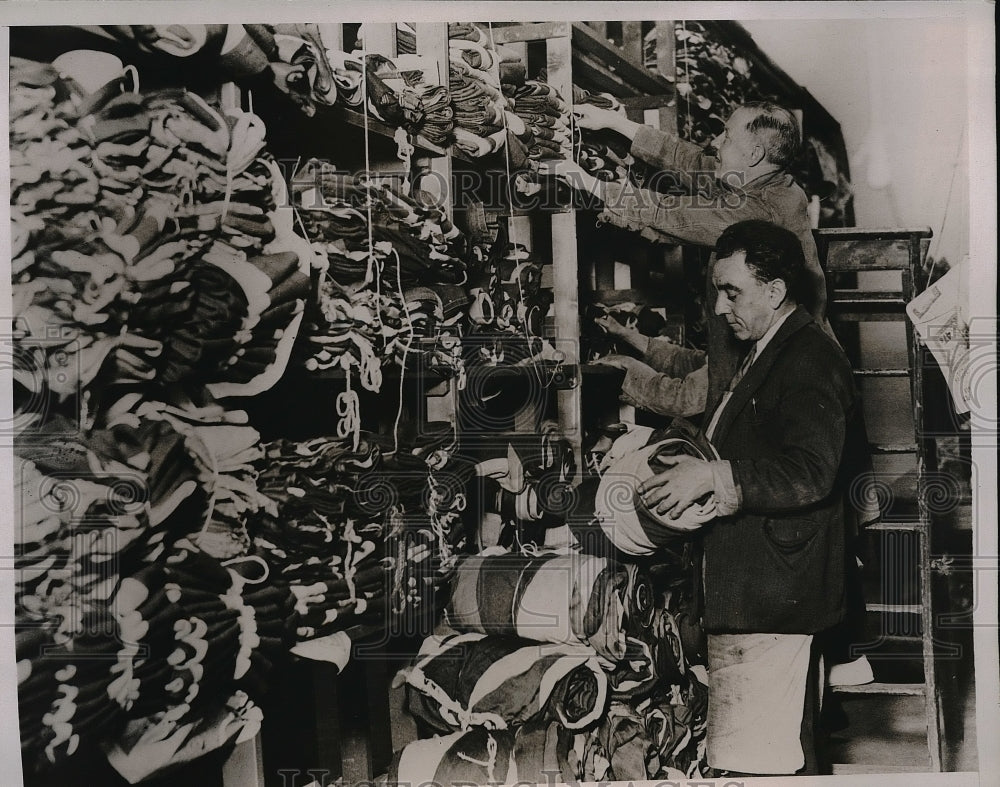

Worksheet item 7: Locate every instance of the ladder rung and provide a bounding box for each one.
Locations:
[867,520,925,532]
[866,603,922,615]
[832,290,907,306]
[831,681,926,696]
[876,633,925,642]
[832,764,932,774]
[869,443,919,454]
[853,368,910,377]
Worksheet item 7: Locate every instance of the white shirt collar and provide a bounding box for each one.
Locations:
[752,306,796,361]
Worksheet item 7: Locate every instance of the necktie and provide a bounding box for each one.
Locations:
[705,345,757,441]
[729,345,757,391]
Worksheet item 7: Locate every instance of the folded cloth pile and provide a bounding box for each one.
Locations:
[571,86,645,186]
[15,539,291,776]
[293,159,467,385]
[10,58,310,402]
[389,720,584,785]
[470,424,576,551]
[447,552,629,664]
[317,42,455,147]
[249,433,474,643]
[448,23,508,157]
[404,630,609,734]
[395,23,417,55]
[463,222,557,371]
[13,416,206,647]
[102,690,264,784]
[86,24,335,118]
[503,77,573,162]
[99,393,271,560]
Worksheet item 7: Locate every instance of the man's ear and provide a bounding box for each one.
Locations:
[748,143,767,168]
[768,278,788,307]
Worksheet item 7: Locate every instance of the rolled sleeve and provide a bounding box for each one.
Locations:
[710,460,741,517]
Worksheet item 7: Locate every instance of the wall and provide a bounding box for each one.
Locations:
[741,17,970,268]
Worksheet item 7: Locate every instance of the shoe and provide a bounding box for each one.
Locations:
[828,655,875,686]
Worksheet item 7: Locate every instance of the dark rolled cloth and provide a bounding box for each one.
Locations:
[404,631,608,733]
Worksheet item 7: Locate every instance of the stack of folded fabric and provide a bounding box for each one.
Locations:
[448,23,508,157]
[293,159,468,385]
[15,539,291,777]
[503,76,573,163]
[463,223,557,371]
[572,87,646,186]
[10,58,311,403]
[470,425,576,550]
[14,414,206,647]
[249,432,474,643]
[99,393,272,560]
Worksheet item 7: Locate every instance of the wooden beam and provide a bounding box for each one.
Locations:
[571,22,674,96]
[586,21,608,40]
[620,93,675,111]
[490,22,570,44]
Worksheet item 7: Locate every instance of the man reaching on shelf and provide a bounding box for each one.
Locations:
[635,220,857,776]
[541,100,832,415]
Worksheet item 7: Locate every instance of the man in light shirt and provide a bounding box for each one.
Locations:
[639,220,859,776]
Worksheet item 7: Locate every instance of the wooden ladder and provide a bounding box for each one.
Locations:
[817,226,947,773]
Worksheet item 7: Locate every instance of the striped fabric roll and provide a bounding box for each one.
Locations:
[391,727,517,785]
[594,429,720,556]
[405,631,609,733]
[447,552,628,663]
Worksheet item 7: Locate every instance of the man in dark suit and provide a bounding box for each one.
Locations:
[639,219,859,776]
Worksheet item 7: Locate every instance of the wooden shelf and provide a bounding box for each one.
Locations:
[333,106,449,157]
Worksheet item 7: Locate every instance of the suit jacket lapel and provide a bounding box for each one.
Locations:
[711,307,814,444]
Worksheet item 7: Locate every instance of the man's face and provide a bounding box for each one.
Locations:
[712,251,779,342]
[712,108,760,180]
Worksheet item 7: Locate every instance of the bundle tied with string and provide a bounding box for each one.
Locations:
[593,420,720,556]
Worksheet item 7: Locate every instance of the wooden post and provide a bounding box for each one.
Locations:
[546,32,583,482]
[654,21,677,133]
[363,22,397,56]
[317,23,345,53]
[622,21,644,67]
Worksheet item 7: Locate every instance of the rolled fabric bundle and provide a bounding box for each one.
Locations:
[390,726,517,786]
[447,552,627,664]
[594,421,720,556]
[607,608,686,700]
[405,631,608,733]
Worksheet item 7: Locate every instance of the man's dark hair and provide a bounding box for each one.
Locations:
[739,101,801,169]
[715,220,806,303]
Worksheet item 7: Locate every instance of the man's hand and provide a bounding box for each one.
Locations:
[639,455,715,518]
[536,160,602,198]
[573,104,641,140]
[573,104,619,131]
[594,315,650,354]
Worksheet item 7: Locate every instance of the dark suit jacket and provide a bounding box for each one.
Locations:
[701,306,858,634]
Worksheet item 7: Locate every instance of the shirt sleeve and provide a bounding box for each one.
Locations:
[621,362,709,418]
[598,180,776,247]
[643,337,707,376]
[630,124,717,174]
